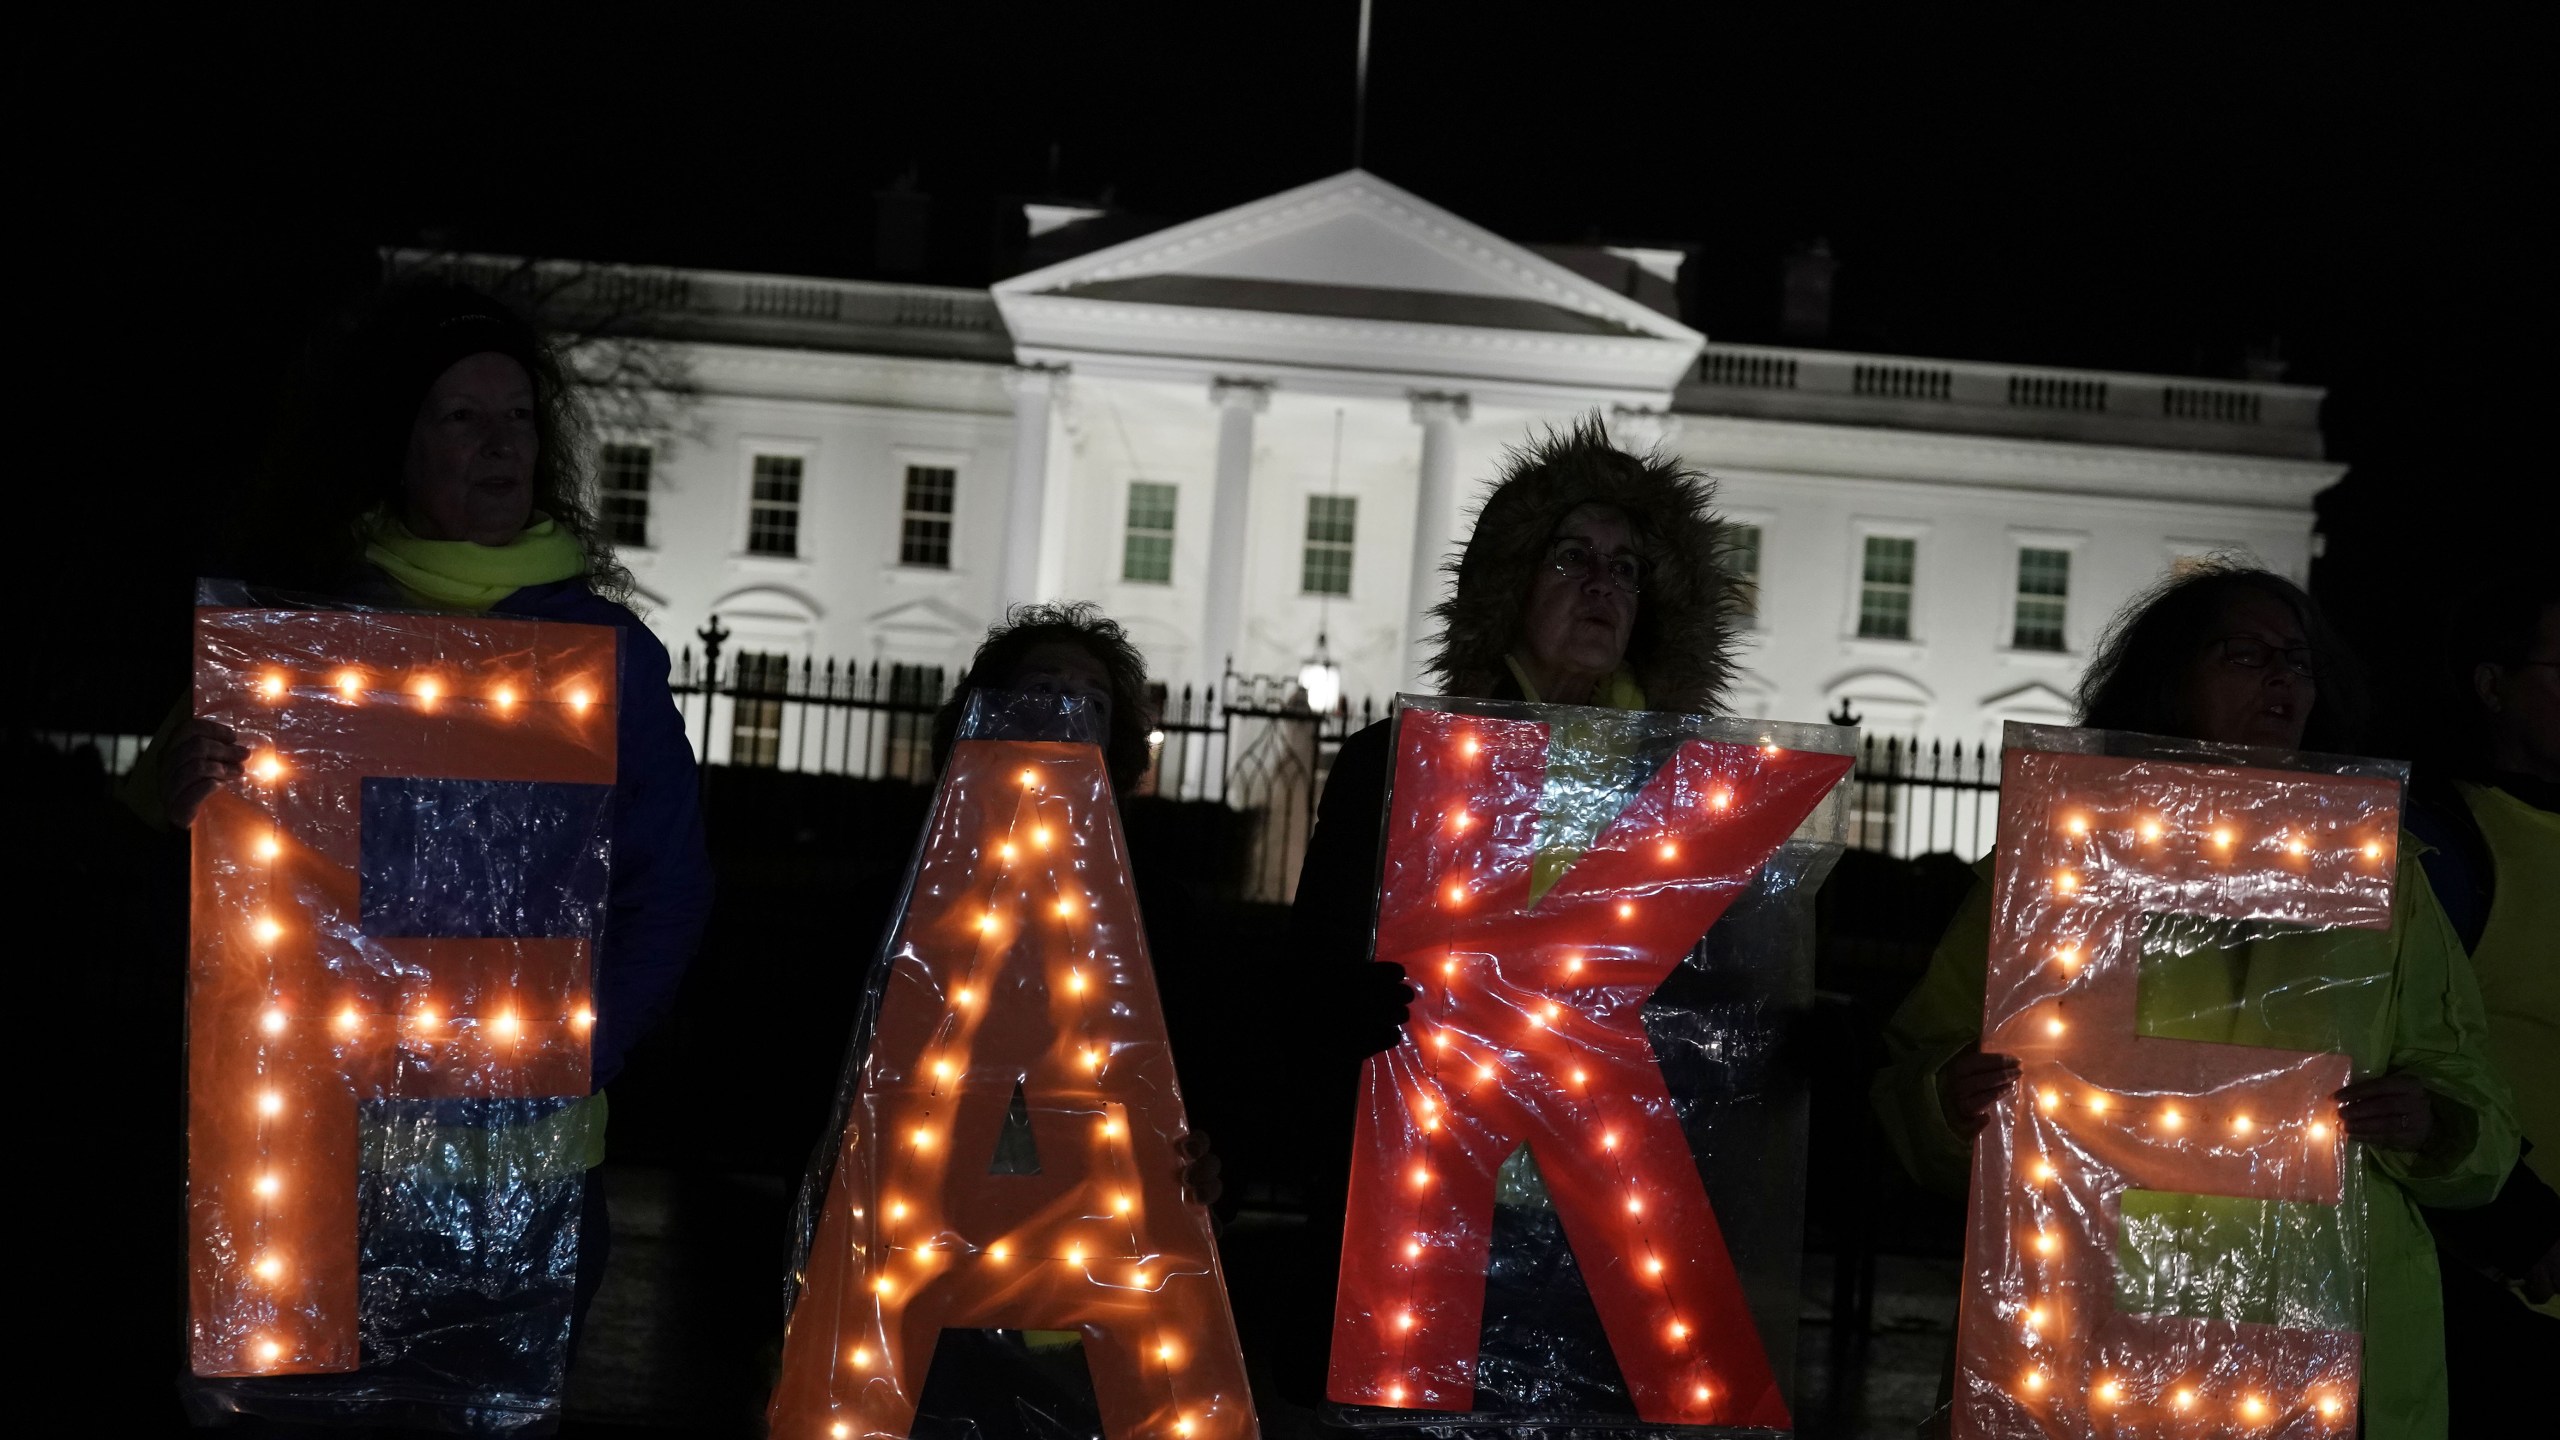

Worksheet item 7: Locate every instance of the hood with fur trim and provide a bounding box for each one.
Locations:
[1424,415,1741,715]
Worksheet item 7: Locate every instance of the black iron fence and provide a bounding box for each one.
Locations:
[668,619,2008,895]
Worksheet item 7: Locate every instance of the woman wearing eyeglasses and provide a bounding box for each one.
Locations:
[1871,561,2517,1440]
[1254,415,1749,1407]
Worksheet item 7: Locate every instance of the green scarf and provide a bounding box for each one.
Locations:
[363,512,586,611]
[1505,654,1652,901]
[1502,654,1649,711]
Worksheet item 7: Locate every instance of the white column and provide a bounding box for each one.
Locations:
[1403,391,1471,690]
[997,364,1061,613]
[1198,378,1270,686]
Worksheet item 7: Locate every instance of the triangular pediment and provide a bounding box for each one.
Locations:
[866,595,977,637]
[998,170,1699,347]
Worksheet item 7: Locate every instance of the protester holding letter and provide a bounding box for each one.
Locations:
[1871,563,2517,1440]
[1277,416,1750,1403]
[124,280,713,1371]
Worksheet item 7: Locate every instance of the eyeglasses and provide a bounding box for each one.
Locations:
[1547,538,1644,594]
[2213,635,2315,678]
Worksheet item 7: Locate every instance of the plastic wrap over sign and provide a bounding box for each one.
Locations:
[1956,723,2405,1439]
[772,690,1254,1440]
[1331,697,1853,1430]
[185,587,617,1432]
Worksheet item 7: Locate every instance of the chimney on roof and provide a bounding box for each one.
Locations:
[1780,238,1837,343]
[874,168,931,276]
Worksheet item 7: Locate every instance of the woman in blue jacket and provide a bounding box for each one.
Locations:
[127,280,714,1366]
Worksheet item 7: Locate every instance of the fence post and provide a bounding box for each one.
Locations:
[696,615,729,796]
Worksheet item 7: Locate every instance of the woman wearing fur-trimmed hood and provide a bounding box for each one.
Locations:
[1255,414,1751,1405]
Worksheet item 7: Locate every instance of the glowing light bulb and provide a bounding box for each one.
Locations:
[1602,1130,1619,1150]
[257,1338,284,1365]
[1540,1001,1561,1024]
[1131,1267,1150,1285]
[2055,943,2081,970]
[1115,1192,1133,1215]
[1473,1063,1494,1082]
[1451,808,1471,832]
[415,677,442,707]
[1418,1096,1437,1115]
[1626,1195,1644,1215]
[1646,1255,1665,1275]
[1760,741,1780,756]
[988,1241,1010,1261]
[1033,826,1052,848]
[888,1201,908,1220]
[255,916,283,946]
[1659,842,1678,860]
[2161,1106,2184,1130]
[1695,1383,1713,1403]
[2362,840,2382,861]
[1462,737,1481,758]
[1571,1068,1589,1085]
[2024,1369,2045,1393]
[568,687,593,714]
[1440,957,1455,978]
[2175,1388,2197,1411]
[256,833,281,861]
[954,987,975,1007]
[2320,1395,2342,1418]
[2024,1303,2046,1328]
[2038,1088,2060,1112]
[2045,1016,2066,1037]
[257,1089,283,1117]
[976,911,997,934]
[911,1127,933,1150]
[2232,1114,2255,1136]
[1668,1319,1688,1340]
[1019,768,1037,788]
[251,753,284,783]
[2098,1378,2122,1404]
[260,1005,287,1035]
[253,1173,280,1198]
[998,842,1017,861]
[1386,1382,1406,1402]
[492,685,516,712]
[1431,1031,1450,1051]
[932,1059,954,1080]
[873,1276,893,1296]
[2244,1394,2267,1420]
[334,1005,360,1035]
[2065,814,2089,836]
[2031,1160,2056,1183]
[1406,1239,1423,1259]
[832,1423,853,1438]
[1065,1243,1085,1266]
[1082,1046,1102,1070]
[260,671,286,699]
[1617,902,1634,919]
[414,1005,440,1030]
[1444,881,1465,906]
[2087,1092,2110,1115]
[253,1252,283,1282]
[492,1010,520,1040]
[1411,1166,1431,1189]
[1055,897,1077,917]
[1156,1340,1175,1363]
[1174,1419,1194,1438]
[2140,818,2163,842]
[1709,786,1733,810]
[572,1006,594,1030]
[2033,1230,2057,1256]
[1099,1117,1119,1137]
[2287,835,2308,857]
[1068,969,1087,994]
[2053,870,2078,894]
[2213,826,2235,848]
[1566,954,1584,976]
[2310,1119,2332,1141]
[1397,1310,1415,1331]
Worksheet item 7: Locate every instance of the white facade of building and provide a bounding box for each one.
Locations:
[445,171,2341,749]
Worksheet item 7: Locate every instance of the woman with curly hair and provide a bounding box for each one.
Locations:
[1870,561,2516,1440]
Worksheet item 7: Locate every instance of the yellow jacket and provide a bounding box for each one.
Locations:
[1872,849,2518,1440]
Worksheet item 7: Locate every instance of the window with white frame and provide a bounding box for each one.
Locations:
[747,454,804,557]
[2012,547,2071,651]
[899,465,956,568]
[1857,535,1917,639]
[1301,494,1357,596]
[1122,482,1177,584]
[883,663,946,781]
[598,443,651,548]
[728,651,791,766]
[1729,523,1764,625]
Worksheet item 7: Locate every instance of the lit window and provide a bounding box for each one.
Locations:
[1122,481,1177,584]
[1301,494,1358,596]
[2013,547,2070,651]
[598,443,652,548]
[728,651,792,767]
[898,465,956,569]
[884,663,947,782]
[1857,535,1916,639]
[747,454,804,557]
[1728,523,1763,625]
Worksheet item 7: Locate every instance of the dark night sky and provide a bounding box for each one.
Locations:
[28,3,2550,747]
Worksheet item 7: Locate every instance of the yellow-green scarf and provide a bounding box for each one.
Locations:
[363,512,586,611]
[1503,654,1648,711]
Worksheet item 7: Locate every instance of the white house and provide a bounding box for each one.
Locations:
[404,170,2338,758]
